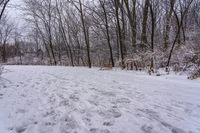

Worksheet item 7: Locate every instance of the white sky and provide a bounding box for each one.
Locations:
[7,0,24,27]
[6,0,30,37]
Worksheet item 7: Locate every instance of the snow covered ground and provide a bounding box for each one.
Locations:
[0,65,200,133]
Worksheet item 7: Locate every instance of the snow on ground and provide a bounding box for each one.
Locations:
[0,66,200,133]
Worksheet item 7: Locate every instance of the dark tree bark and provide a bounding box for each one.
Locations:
[166,0,194,68]
[79,0,92,68]
[0,0,10,20]
[149,2,155,69]
[47,0,57,65]
[99,0,114,67]
[124,0,137,48]
[55,0,74,66]
[141,0,149,50]
[120,0,127,56]
[164,0,176,50]
[114,0,125,68]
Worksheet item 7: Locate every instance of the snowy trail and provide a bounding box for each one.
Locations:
[0,66,200,133]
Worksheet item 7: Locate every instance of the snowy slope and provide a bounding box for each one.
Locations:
[0,66,200,133]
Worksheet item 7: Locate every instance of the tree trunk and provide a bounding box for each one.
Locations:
[2,42,6,63]
[164,0,176,50]
[79,0,92,68]
[56,0,74,66]
[166,0,193,67]
[99,0,114,67]
[150,2,155,69]
[115,0,125,68]
[124,0,137,48]
[48,0,57,65]
[0,0,10,20]
[141,0,149,50]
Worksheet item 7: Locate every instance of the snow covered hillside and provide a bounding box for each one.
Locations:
[0,66,200,133]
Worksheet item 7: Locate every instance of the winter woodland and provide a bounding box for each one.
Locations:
[0,0,199,76]
[0,0,200,133]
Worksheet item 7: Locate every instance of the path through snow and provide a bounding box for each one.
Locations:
[0,66,200,133]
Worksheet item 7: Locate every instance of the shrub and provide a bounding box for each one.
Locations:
[188,69,200,80]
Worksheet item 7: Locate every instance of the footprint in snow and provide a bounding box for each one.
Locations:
[43,110,55,117]
[44,121,56,126]
[39,124,54,133]
[113,98,131,104]
[88,99,99,106]
[35,82,40,85]
[82,117,92,126]
[87,95,101,106]
[103,120,115,127]
[15,124,27,133]
[135,91,146,99]
[90,128,110,133]
[98,107,121,119]
[137,109,160,120]
[141,124,154,133]
[184,108,193,114]
[60,115,79,131]
[101,91,116,97]
[161,121,186,133]
[16,109,27,114]
[59,100,70,106]
[15,127,26,133]
[69,94,79,102]
[0,93,3,99]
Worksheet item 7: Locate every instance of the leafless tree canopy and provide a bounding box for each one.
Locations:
[0,0,10,19]
[0,0,200,73]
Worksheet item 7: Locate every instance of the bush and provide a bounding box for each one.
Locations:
[188,68,200,80]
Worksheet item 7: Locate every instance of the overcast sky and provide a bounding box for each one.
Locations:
[6,0,30,37]
[7,0,24,26]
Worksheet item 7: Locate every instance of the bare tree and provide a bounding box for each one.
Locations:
[114,0,125,68]
[163,0,176,49]
[99,0,114,67]
[5,0,195,72]
[0,16,14,62]
[124,0,137,48]
[0,0,10,20]
[141,0,149,50]
[166,0,194,68]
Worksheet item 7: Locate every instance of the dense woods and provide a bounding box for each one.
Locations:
[0,0,200,73]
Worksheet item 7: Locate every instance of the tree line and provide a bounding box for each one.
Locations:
[0,0,200,72]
